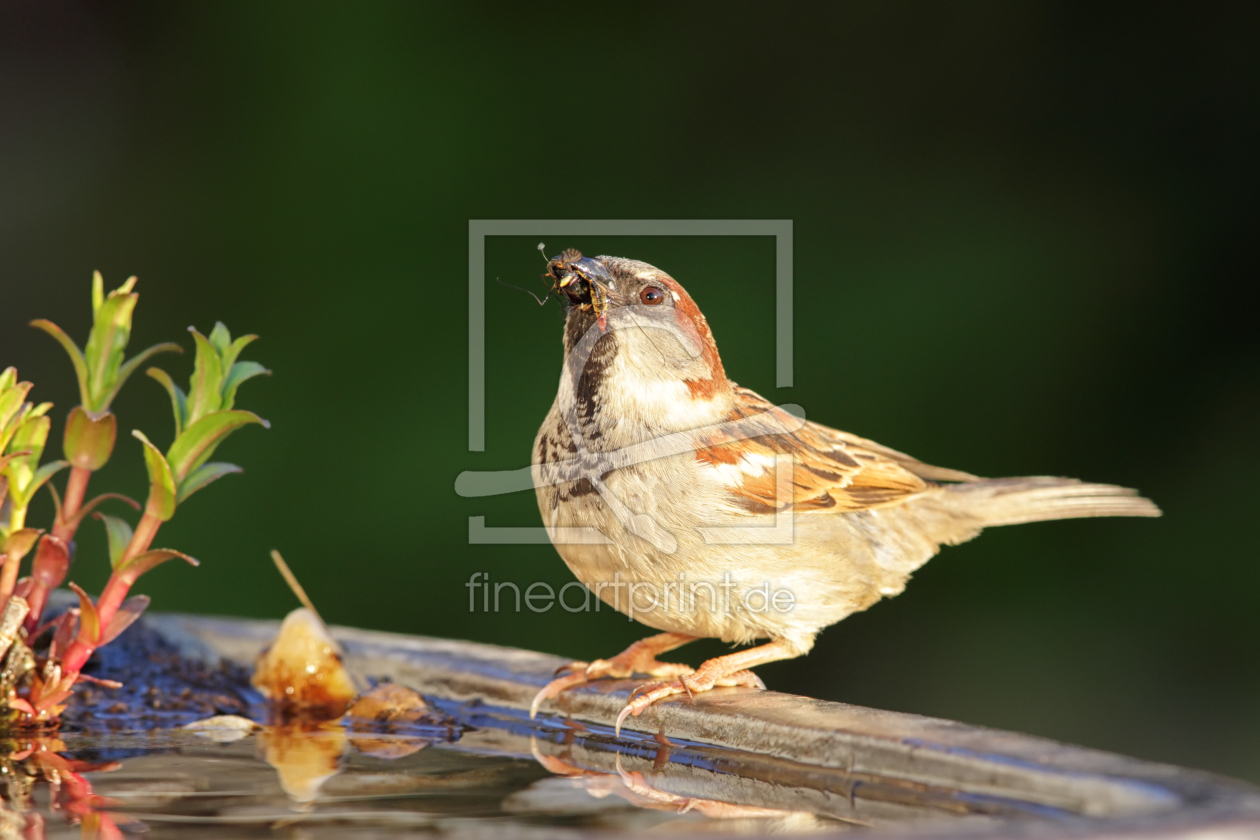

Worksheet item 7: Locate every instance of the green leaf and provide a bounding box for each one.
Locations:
[26,402,52,420]
[114,548,198,586]
[0,380,34,434]
[91,270,104,315]
[32,457,68,488]
[0,452,29,476]
[0,413,31,460]
[3,528,43,562]
[95,513,135,569]
[63,406,117,471]
[208,321,232,357]
[83,290,138,411]
[132,430,177,521]
[146,367,188,438]
[107,341,182,411]
[221,361,270,411]
[5,416,53,501]
[69,582,100,646]
[177,462,242,504]
[185,328,224,425]
[8,413,49,458]
[165,410,268,483]
[9,460,69,509]
[30,319,90,407]
[220,332,258,375]
[0,367,15,392]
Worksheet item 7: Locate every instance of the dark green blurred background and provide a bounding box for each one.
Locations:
[1,2,1256,781]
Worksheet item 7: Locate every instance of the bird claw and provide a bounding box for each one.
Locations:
[614,668,767,736]
[553,660,591,678]
[531,653,696,720]
[616,679,691,736]
[717,669,766,690]
[530,670,592,719]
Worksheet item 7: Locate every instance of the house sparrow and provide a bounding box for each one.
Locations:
[530,250,1160,734]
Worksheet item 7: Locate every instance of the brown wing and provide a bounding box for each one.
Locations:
[695,386,979,514]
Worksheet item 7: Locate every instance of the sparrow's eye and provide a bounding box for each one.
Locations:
[640,286,665,306]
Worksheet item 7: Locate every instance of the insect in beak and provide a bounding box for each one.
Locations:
[544,248,616,333]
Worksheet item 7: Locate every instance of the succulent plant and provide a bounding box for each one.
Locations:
[19,273,174,636]
[29,273,178,543]
[0,369,64,524]
[31,272,181,419]
[142,322,271,518]
[0,273,273,722]
[58,322,269,676]
[0,369,65,601]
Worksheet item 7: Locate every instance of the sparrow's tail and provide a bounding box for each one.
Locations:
[943,476,1161,528]
[853,476,1160,596]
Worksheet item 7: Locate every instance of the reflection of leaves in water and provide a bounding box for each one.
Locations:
[0,737,126,838]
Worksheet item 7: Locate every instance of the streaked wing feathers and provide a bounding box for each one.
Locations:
[695,386,978,514]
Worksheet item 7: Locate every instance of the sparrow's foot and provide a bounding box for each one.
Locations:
[615,668,764,736]
[611,639,804,736]
[529,632,698,719]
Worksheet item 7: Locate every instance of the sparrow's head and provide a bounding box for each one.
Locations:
[547,250,729,408]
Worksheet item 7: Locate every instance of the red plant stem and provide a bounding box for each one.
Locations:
[24,537,70,634]
[60,622,99,675]
[23,585,51,635]
[52,466,92,542]
[0,557,17,603]
[60,512,162,674]
[124,511,161,568]
[60,639,91,676]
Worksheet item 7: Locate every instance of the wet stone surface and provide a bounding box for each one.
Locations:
[0,613,1254,839]
[61,619,259,732]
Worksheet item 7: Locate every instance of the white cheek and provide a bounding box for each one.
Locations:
[617,373,689,417]
[609,357,724,429]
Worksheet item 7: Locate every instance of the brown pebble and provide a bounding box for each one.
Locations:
[346,683,431,726]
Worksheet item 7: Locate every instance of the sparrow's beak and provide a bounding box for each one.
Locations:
[552,256,614,305]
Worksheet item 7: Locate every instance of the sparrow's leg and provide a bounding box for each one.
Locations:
[614,640,797,736]
[530,632,698,719]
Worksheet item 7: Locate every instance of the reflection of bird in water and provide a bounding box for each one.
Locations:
[527,736,840,832]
